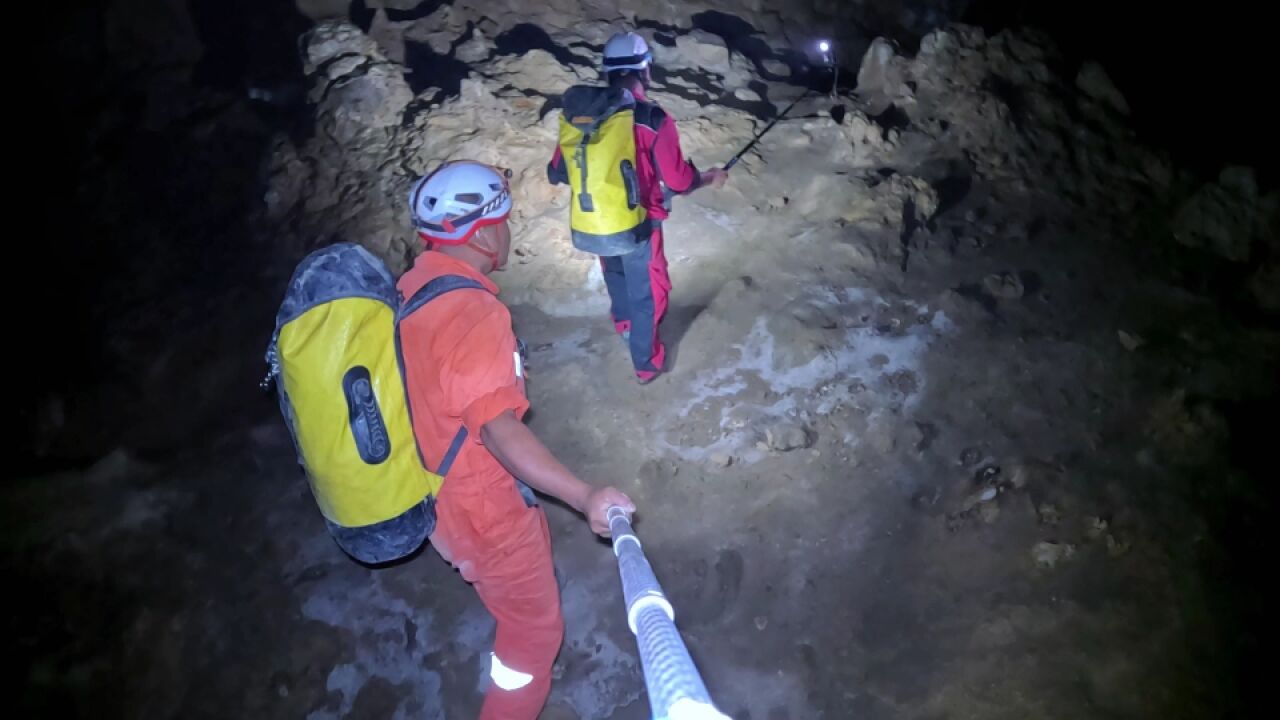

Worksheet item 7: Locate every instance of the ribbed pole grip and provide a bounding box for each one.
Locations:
[607,508,731,720]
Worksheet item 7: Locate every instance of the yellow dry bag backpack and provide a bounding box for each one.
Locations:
[264,243,483,564]
[556,85,652,255]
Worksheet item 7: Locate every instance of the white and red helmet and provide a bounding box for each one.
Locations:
[409,160,512,245]
[602,31,652,72]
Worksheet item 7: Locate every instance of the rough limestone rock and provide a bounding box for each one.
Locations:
[762,58,791,78]
[724,51,757,88]
[788,173,859,220]
[403,4,470,55]
[1172,166,1277,262]
[1032,541,1076,569]
[655,29,753,88]
[455,29,495,63]
[547,19,617,47]
[303,21,412,143]
[984,272,1026,300]
[263,17,1214,334]
[674,30,730,68]
[485,50,595,95]
[1075,61,1130,115]
[856,37,911,110]
[843,23,1170,230]
[852,175,939,229]
[265,21,425,269]
[413,29,457,56]
[367,12,406,64]
[838,109,895,166]
[766,422,812,452]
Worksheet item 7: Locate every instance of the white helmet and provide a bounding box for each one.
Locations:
[409,160,512,245]
[602,31,652,72]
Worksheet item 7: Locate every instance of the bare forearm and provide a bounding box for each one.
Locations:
[480,410,591,513]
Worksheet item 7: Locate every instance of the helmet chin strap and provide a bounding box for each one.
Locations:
[422,228,502,272]
[467,240,501,272]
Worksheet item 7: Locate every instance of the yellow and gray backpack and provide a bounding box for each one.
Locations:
[264,243,482,564]
[555,85,652,255]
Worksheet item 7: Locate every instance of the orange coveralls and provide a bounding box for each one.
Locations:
[398,251,563,719]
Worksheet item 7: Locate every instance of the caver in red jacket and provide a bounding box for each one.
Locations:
[548,84,703,382]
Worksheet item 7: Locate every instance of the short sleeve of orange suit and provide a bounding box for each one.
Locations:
[438,304,529,435]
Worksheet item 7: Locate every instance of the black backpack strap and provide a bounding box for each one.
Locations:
[436,425,470,476]
[547,155,568,185]
[633,101,666,132]
[634,101,677,211]
[399,274,488,320]
[396,273,492,476]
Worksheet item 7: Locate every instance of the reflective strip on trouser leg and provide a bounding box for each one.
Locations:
[490,652,534,691]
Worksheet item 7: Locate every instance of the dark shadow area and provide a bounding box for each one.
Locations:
[633,17,684,40]
[494,23,594,68]
[862,166,897,190]
[964,0,1275,186]
[899,197,919,272]
[25,0,310,472]
[383,0,454,23]
[661,303,712,374]
[350,0,376,31]
[690,9,829,89]
[647,64,723,107]
[1026,215,1047,240]
[980,73,1027,130]
[1156,244,1275,327]
[871,103,911,132]
[190,0,309,91]
[951,282,998,314]
[652,61,815,123]
[536,95,564,119]
[1016,269,1043,297]
[404,38,472,97]
[924,158,974,217]
[691,10,774,64]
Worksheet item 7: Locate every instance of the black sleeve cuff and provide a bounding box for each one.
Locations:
[680,161,702,194]
[547,160,568,185]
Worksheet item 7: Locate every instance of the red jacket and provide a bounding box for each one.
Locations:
[548,85,700,222]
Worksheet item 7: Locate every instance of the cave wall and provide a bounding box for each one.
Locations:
[36,0,1272,469]
[27,0,311,468]
[965,0,1275,183]
[33,0,968,468]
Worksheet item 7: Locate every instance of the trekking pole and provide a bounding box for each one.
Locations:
[723,89,811,171]
[607,507,731,720]
[819,40,838,100]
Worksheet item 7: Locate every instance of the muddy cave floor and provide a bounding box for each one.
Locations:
[11,170,1275,720]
